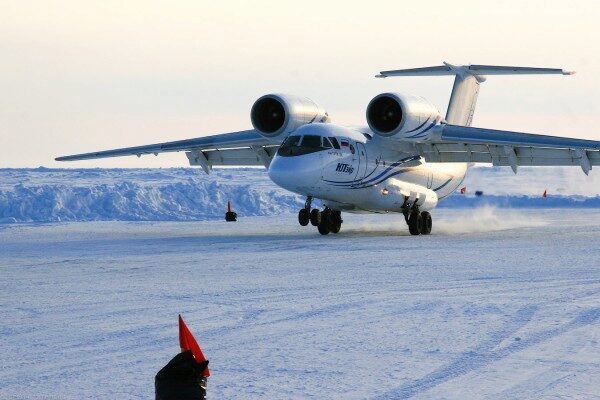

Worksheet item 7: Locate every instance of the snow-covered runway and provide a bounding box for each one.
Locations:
[1,209,599,399]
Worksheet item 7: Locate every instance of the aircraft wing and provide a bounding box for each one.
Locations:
[420,124,600,174]
[55,130,278,173]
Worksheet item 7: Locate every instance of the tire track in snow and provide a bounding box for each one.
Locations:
[375,307,600,399]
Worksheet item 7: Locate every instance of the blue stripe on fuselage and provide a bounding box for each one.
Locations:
[323,155,420,186]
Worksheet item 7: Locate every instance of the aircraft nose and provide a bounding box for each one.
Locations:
[268,157,298,188]
[268,155,319,192]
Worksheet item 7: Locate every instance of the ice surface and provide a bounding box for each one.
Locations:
[1,209,599,399]
[1,167,599,223]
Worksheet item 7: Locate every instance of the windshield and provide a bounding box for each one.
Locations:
[277,135,333,157]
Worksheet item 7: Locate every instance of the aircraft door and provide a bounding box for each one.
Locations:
[355,142,368,184]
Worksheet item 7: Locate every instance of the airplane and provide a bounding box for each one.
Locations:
[56,63,600,236]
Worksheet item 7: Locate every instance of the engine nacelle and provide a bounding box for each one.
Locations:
[366,93,442,141]
[251,94,329,139]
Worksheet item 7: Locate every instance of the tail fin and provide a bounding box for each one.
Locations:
[376,62,574,126]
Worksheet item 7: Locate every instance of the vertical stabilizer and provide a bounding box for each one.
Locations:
[446,74,480,126]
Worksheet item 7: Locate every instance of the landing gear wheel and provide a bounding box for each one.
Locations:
[318,221,330,235]
[310,209,321,226]
[298,209,309,226]
[330,221,341,234]
[329,210,342,233]
[408,212,423,236]
[421,211,432,235]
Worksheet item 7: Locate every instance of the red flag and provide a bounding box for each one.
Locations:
[179,314,210,377]
[460,187,467,194]
[543,190,547,198]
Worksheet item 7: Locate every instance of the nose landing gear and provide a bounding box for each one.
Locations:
[298,196,313,226]
[298,208,310,226]
[298,197,342,235]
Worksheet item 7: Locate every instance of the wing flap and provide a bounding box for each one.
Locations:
[423,148,600,166]
[419,124,600,173]
[202,146,278,166]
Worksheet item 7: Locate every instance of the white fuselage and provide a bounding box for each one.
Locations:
[268,123,467,213]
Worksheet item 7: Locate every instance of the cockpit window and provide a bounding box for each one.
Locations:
[329,137,340,149]
[277,134,332,157]
[282,135,301,147]
[301,135,321,148]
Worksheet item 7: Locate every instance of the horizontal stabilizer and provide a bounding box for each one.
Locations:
[377,62,574,78]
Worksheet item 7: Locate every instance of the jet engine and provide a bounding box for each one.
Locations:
[251,94,329,139]
[366,93,442,141]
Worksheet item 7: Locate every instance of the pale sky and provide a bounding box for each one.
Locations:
[2,0,600,167]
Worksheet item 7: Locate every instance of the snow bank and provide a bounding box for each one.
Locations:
[0,168,302,223]
[0,167,598,223]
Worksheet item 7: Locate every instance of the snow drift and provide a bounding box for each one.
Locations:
[0,168,302,223]
[0,167,599,223]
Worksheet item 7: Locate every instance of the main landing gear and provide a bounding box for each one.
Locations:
[298,197,343,235]
[404,203,432,236]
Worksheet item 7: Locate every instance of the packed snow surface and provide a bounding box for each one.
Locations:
[1,166,599,223]
[1,209,599,399]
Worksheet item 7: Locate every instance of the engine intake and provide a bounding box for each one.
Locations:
[366,93,442,140]
[251,94,329,139]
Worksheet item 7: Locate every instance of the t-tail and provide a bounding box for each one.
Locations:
[376,62,574,126]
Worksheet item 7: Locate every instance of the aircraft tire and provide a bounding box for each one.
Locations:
[298,209,310,226]
[310,209,322,226]
[329,210,342,233]
[408,212,422,236]
[421,212,432,235]
[318,221,330,235]
[330,223,341,234]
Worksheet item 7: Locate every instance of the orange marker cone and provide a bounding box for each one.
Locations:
[179,315,210,377]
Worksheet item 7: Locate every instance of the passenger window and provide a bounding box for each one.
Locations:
[322,137,333,148]
[329,137,340,149]
[301,135,321,148]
